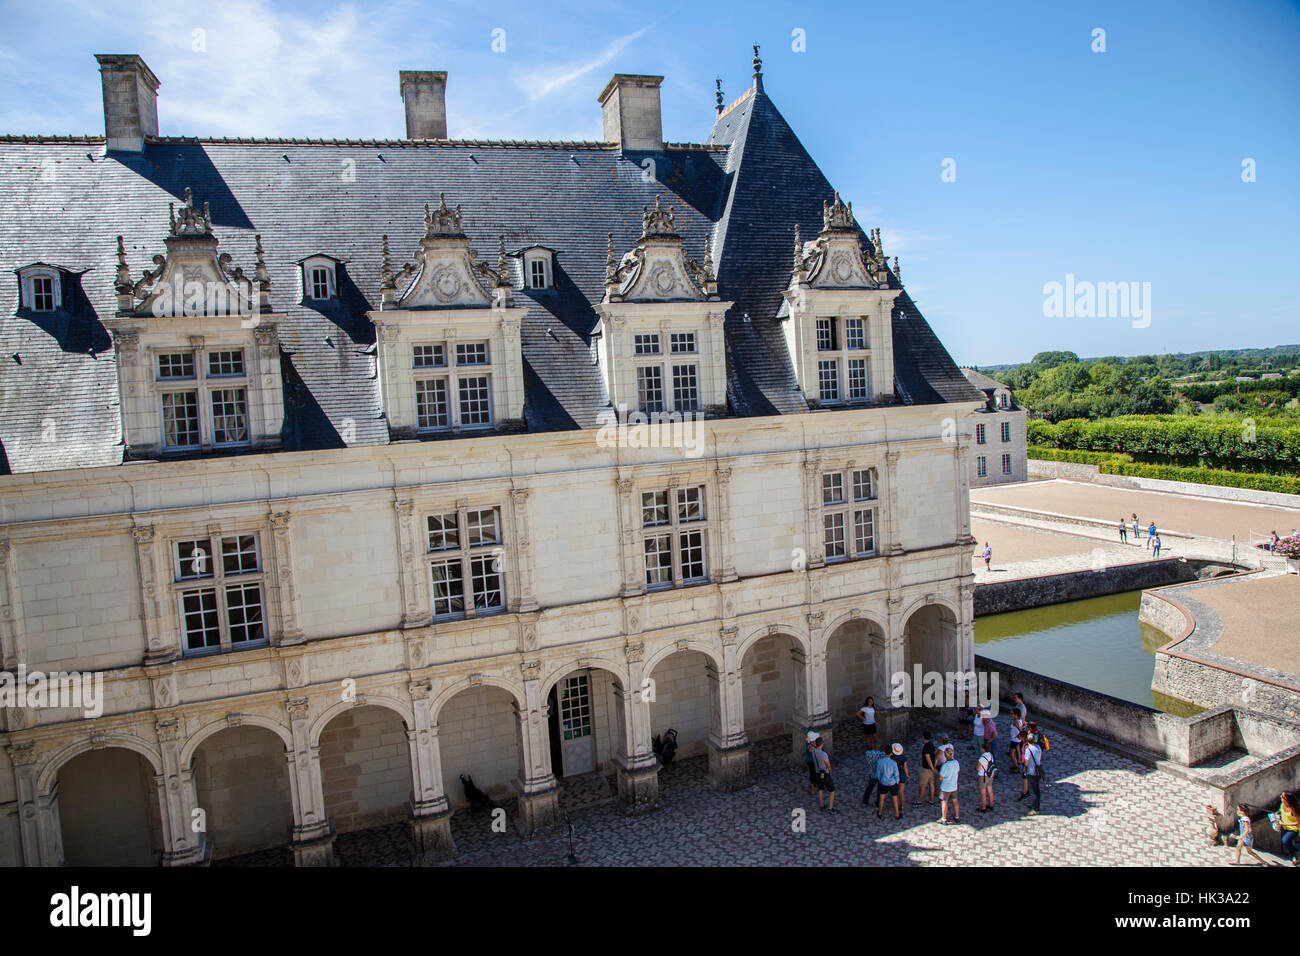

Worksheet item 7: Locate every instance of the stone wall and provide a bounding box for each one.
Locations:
[319,705,412,833]
[437,686,520,806]
[1025,459,1300,509]
[647,650,713,759]
[56,748,163,866]
[741,634,797,742]
[192,725,294,859]
[1153,652,1300,723]
[1026,459,1100,481]
[974,559,1194,616]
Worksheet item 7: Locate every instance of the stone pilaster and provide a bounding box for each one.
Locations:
[611,641,660,814]
[954,434,975,544]
[7,741,61,867]
[513,661,559,835]
[714,466,737,582]
[395,497,430,629]
[615,476,643,597]
[269,511,304,645]
[132,525,175,665]
[407,679,454,862]
[284,698,335,866]
[884,449,904,555]
[507,487,538,612]
[706,627,750,791]
[156,716,207,866]
[790,643,833,758]
[0,537,26,672]
[801,457,825,569]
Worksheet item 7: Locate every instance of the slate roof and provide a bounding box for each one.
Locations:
[0,81,981,475]
[961,368,1022,411]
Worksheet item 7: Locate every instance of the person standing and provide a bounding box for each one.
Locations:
[1231,805,1264,866]
[875,746,902,820]
[1008,707,1024,778]
[890,742,910,813]
[1014,693,1029,725]
[1277,793,1299,866]
[1152,534,1162,557]
[1147,521,1157,550]
[805,730,819,796]
[980,708,998,754]
[1132,514,1140,541]
[861,742,887,809]
[970,695,983,750]
[1119,520,1127,543]
[1021,733,1043,815]
[938,745,961,824]
[1270,530,1280,553]
[916,731,938,806]
[812,736,837,813]
[976,742,997,812]
[858,696,877,744]
[982,542,992,571]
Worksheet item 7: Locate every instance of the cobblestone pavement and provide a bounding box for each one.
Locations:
[212,718,1293,867]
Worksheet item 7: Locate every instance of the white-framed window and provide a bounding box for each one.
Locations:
[641,485,709,589]
[156,348,249,451]
[172,532,267,656]
[998,392,1010,409]
[412,340,494,431]
[523,250,553,290]
[301,257,337,301]
[812,316,871,405]
[633,330,704,413]
[977,456,987,478]
[975,423,986,445]
[426,506,505,619]
[822,467,878,562]
[19,266,62,312]
[1001,421,1011,443]
[1002,453,1012,476]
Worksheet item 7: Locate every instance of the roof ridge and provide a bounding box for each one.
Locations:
[0,134,728,152]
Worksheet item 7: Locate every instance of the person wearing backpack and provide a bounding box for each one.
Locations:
[1021,734,1043,815]
[1026,721,1050,786]
[976,741,997,812]
[875,746,902,820]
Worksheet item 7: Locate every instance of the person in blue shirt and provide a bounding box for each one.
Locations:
[861,744,888,808]
[938,745,961,824]
[875,746,902,820]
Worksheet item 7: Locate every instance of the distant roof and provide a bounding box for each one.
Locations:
[0,84,980,474]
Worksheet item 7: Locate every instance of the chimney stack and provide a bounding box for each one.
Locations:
[400,71,448,140]
[95,54,160,153]
[598,74,663,151]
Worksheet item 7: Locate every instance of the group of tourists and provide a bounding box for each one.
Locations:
[1213,794,1300,866]
[1119,512,1162,555]
[804,694,1048,824]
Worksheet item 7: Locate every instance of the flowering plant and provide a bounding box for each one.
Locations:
[1275,535,1300,559]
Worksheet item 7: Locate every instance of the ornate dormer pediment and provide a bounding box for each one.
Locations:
[794,193,879,291]
[381,194,510,310]
[605,197,716,303]
[112,188,269,320]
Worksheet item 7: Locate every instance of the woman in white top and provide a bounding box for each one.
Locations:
[858,696,877,744]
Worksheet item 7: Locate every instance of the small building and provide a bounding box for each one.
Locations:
[961,369,1027,486]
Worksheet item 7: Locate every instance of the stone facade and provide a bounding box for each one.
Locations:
[0,407,975,865]
[962,370,1027,487]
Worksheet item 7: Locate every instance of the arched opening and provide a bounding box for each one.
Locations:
[544,666,623,781]
[438,685,521,810]
[57,748,163,866]
[193,725,292,860]
[319,705,412,835]
[741,632,798,758]
[902,603,959,698]
[826,618,886,724]
[648,649,715,764]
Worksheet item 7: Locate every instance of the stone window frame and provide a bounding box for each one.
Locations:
[975,423,986,445]
[633,345,699,415]
[410,338,495,432]
[1001,453,1012,476]
[638,482,711,590]
[812,315,871,407]
[18,265,63,312]
[300,256,338,301]
[153,344,251,452]
[977,455,987,478]
[423,501,509,622]
[820,463,879,563]
[1001,420,1011,443]
[523,249,553,290]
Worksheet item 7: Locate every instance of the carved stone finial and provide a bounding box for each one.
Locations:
[894,256,901,282]
[715,77,724,115]
[822,192,855,232]
[753,43,762,77]
[641,196,678,239]
[254,234,270,288]
[169,187,214,238]
[380,234,395,290]
[495,235,511,289]
[114,236,132,292]
[423,192,466,238]
[793,223,802,275]
[703,233,714,281]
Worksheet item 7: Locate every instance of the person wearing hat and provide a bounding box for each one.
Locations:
[980,709,998,751]
[889,741,910,814]
[874,745,903,820]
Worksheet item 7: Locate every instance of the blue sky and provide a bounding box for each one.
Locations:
[1,0,1297,366]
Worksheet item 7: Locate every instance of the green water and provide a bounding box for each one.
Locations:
[975,590,1203,716]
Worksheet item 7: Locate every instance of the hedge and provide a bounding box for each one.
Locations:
[1027,445,1131,466]
[1027,416,1300,472]
[1096,460,1300,496]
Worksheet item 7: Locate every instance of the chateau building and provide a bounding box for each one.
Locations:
[961,369,1028,487]
[0,51,984,866]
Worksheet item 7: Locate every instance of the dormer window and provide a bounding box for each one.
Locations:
[411,339,495,432]
[813,316,871,405]
[17,265,64,312]
[156,347,250,450]
[522,248,554,290]
[299,255,339,301]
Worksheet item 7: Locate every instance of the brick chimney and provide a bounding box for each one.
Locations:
[598,74,663,151]
[95,54,160,153]
[400,71,448,139]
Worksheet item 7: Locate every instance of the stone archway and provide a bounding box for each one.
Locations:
[647,649,716,762]
[437,685,522,809]
[825,617,887,723]
[740,632,799,748]
[319,704,413,835]
[902,603,960,701]
[192,725,293,860]
[57,747,164,866]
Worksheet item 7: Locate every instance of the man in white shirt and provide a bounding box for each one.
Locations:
[1022,735,1043,815]
[1014,693,1028,725]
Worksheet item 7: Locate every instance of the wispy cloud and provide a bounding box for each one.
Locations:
[517,28,648,103]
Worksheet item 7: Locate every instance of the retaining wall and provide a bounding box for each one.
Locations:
[973,558,1195,616]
